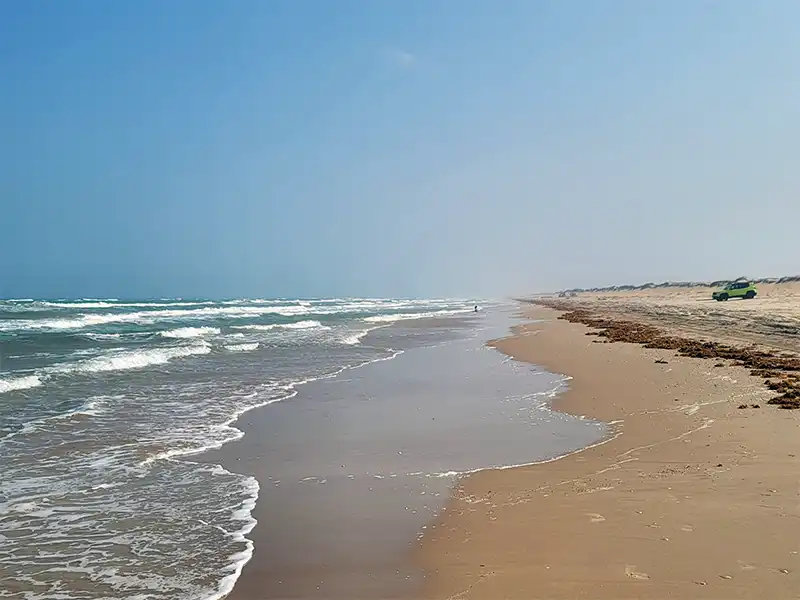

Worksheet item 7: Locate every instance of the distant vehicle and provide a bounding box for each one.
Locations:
[712,280,757,301]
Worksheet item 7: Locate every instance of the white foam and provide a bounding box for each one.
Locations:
[224,343,259,353]
[232,320,328,332]
[1,299,491,597]
[160,326,221,339]
[340,325,383,345]
[40,300,214,309]
[9,501,49,515]
[281,319,327,329]
[364,309,474,323]
[0,305,315,333]
[1,299,480,333]
[0,335,422,600]
[49,343,211,375]
[41,396,114,423]
[0,375,43,394]
[341,331,368,345]
[81,332,123,341]
[70,396,111,417]
[204,474,260,600]
[138,347,407,471]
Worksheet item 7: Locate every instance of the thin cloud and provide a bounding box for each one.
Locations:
[388,49,416,68]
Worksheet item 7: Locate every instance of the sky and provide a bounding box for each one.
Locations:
[2,1,799,299]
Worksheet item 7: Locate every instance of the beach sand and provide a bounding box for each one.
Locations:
[211,308,603,600]
[418,287,800,599]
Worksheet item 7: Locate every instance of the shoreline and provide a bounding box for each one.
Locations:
[202,345,423,600]
[212,307,601,600]
[417,304,800,599]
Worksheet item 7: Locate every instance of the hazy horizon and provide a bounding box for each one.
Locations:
[3,269,800,302]
[3,1,799,299]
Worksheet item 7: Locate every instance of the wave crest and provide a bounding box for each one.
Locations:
[49,343,211,375]
[224,343,260,353]
[232,320,327,332]
[160,327,221,339]
[364,309,473,323]
[0,375,43,394]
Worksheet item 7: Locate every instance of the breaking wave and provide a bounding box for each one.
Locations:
[232,320,327,332]
[224,343,260,353]
[160,327,221,339]
[48,343,212,375]
[0,375,43,395]
[364,309,473,323]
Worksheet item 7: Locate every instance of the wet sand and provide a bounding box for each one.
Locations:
[419,295,800,599]
[210,308,604,600]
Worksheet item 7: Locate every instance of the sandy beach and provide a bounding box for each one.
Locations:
[209,308,604,600]
[419,284,800,599]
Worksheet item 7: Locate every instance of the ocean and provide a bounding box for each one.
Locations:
[0,298,606,599]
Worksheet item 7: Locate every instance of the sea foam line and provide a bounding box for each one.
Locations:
[0,305,313,333]
[39,300,216,309]
[224,343,259,352]
[0,343,213,395]
[134,346,408,600]
[364,308,475,323]
[202,471,260,600]
[139,346,406,468]
[339,324,388,345]
[231,320,327,332]
[0,375,43,394]
[1,299,479,333]
[160,326,221,339]
[48,343,211,376]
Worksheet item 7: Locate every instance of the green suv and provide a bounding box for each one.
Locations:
[712,280,757,301]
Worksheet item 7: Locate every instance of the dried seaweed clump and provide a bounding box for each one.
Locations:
[536,300,800,409]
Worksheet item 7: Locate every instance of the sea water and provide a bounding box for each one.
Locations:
[0,298,479,599]
[0,298,606,599]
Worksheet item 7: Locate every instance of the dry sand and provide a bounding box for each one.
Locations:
[418,286,800,599]
[571,282,800,352]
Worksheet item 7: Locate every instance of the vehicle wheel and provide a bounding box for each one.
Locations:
[744,291,756,299]
[719,293,729,301]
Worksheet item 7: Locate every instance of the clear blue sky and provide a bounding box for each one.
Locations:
[2,1,799,298]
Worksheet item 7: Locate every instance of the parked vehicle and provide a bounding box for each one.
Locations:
[712,280,757,301]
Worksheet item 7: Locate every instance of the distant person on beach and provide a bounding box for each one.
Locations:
[474,305,479,312]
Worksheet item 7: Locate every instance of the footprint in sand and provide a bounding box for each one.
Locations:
[681,524,694,532]
[738,561,756,571]
[586,513,605,523]
[625,565,650,580]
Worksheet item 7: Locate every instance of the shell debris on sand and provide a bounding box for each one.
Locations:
[625,565,650,580]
